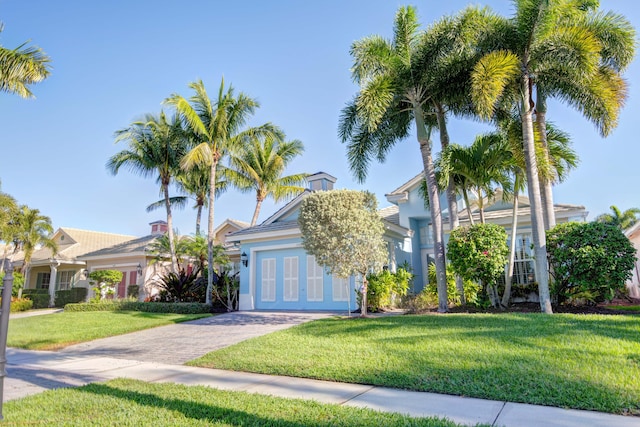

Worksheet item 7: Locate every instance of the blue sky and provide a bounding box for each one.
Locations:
[1,1,638,237]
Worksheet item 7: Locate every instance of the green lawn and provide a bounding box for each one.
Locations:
[8,311,211,350]
[3,378,473,427]
[605,305,640,312]
[189,313,640,415]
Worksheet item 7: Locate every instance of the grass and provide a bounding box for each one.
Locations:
[189,313,640,415]
[8,311,211,350]
[605,305,640,312]
[3,378,475,426]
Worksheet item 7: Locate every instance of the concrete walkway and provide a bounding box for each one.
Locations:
[5,311,639,427]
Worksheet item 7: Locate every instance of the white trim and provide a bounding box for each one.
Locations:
[227,228,301,243]
[80,252,148,261]
[90,262,142,270]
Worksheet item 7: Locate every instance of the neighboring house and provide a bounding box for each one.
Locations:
[228,172,412,311]
[229,171,588,311]
[213,218,250,271]
[13,220,171,305]
[624,222,640,298]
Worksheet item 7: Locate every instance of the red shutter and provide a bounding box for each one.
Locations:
[117,272,126,298]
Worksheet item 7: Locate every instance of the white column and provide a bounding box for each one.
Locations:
[48,261,59,307]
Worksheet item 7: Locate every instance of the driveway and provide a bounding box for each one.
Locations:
[58,311,334,364]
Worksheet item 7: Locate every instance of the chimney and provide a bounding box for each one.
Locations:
[307,172,337,191]
[149,220,168,235]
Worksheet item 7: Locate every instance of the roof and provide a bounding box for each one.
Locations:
[20,227,137,264]
[80,234,159,259]
[213,218,250,236]
[379,205,400,226]
[227,220,300,241]
[386,173,423,197]
[262,189,312,225]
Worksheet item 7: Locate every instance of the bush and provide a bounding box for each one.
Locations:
[1,271,25,298]
[54,288,88,307]
[211,270,239,311]
[64,300,211,314]
[365,267,412,312]
[401,290,438,313]
[88,270,123,302]
[6,297,33,313]
[154,269,204,303]
[426,263,480,306]
[547,221,636,304]
[21,289,50,309]
[127,284,139,299]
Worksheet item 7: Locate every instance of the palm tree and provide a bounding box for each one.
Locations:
[596,205,640,231]
[0,23,51,98]
[165,78,281,305]
[534,4,635,230]
[339,6,451,311]
[470,0,612,313]
[226,133,307,226]
[437,134,512,225]
[0,185,18,273]
[12,205,57,292]
[107,111,189,274]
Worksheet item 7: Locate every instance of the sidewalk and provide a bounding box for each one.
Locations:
[6,348,638,427]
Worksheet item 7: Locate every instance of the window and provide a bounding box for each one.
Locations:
[57,270,76,290]
[419,226,434,246]
[36,272,50,290]
[332,276,349,301]
[261,258,276,302]
[283,257,299,301]
[513,233,535,284]
[307,256,324,301]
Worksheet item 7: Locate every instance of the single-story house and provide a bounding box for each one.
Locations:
[228,171,588,311]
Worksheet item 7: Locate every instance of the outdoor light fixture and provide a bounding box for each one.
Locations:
[241,252,248,267]
[82,268,89,279]
[137,263,143,276]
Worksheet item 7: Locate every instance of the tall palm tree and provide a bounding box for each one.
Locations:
[534,3,635,230]
[107,111,188,273]
[470,0,609,313]
[165,78,281,305]
[0,185,18,273]
[12,205,57,291]
[596,205,640,231]
[0,23,51,98]
[339,6,451,311]
[226,133,307,226]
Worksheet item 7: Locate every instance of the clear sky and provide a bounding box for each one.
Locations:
[1,1,638,237]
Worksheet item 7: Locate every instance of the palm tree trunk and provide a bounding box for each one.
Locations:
[206,157,219,306]
[477,188,486,224]
[536,93,556,230]
[413,100,447,312]
[163,183,178,274]
[521,72,552,314]
[436,104,465,304]
[463,189,475,226]
[250,198,263,227]
[502,183,519,307]
[195,203,203,236]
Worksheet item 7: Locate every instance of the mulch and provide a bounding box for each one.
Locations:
[444,298,640,315]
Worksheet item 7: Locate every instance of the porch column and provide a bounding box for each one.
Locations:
[48,259,59,307]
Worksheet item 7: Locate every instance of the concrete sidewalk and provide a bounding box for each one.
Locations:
[5,348,638,427]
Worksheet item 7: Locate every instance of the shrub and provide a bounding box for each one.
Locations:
[448,224,509,306]
[1,271,25,298]
[547,221,636,304]
[7,297,33,313]
[426,263,480,306]
[21,289,50,308]
[88,270,123,302]
[401,290,438,313]
[54,287,88,307]
[127,284,139,299]
[211,270,239,312]
[154,268,204,303]
[64,300,211,314]
[365,267,412,312]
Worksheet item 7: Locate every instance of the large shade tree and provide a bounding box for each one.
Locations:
[469,0,623,313]
[108,111,188,274]
[165,78,281,305]
[0,23,51,98]
[226,133,307,226]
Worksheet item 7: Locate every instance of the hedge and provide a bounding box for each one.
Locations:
[55,288,88,307]
[21,289,49,309]
[64,300,211,314]
[6,298,33,313]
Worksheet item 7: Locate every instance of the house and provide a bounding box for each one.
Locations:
[624,223,640,298]
[229,171,588,311]
[227,172,412,311]
[14,220,172,305]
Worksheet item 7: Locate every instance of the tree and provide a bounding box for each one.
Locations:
[298,190,387,317]
[0,185,18,273]
[0,23,51,98]
[470,0,608,313]
[547,221,636,304]
[226,132,307,226]
[595,205,640,231]
[107,111,188,274]
[447,223,509,307]
[165,78,281,305]
[534,3,635,230]
[88,270,123,301]
[12,206,57,292]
